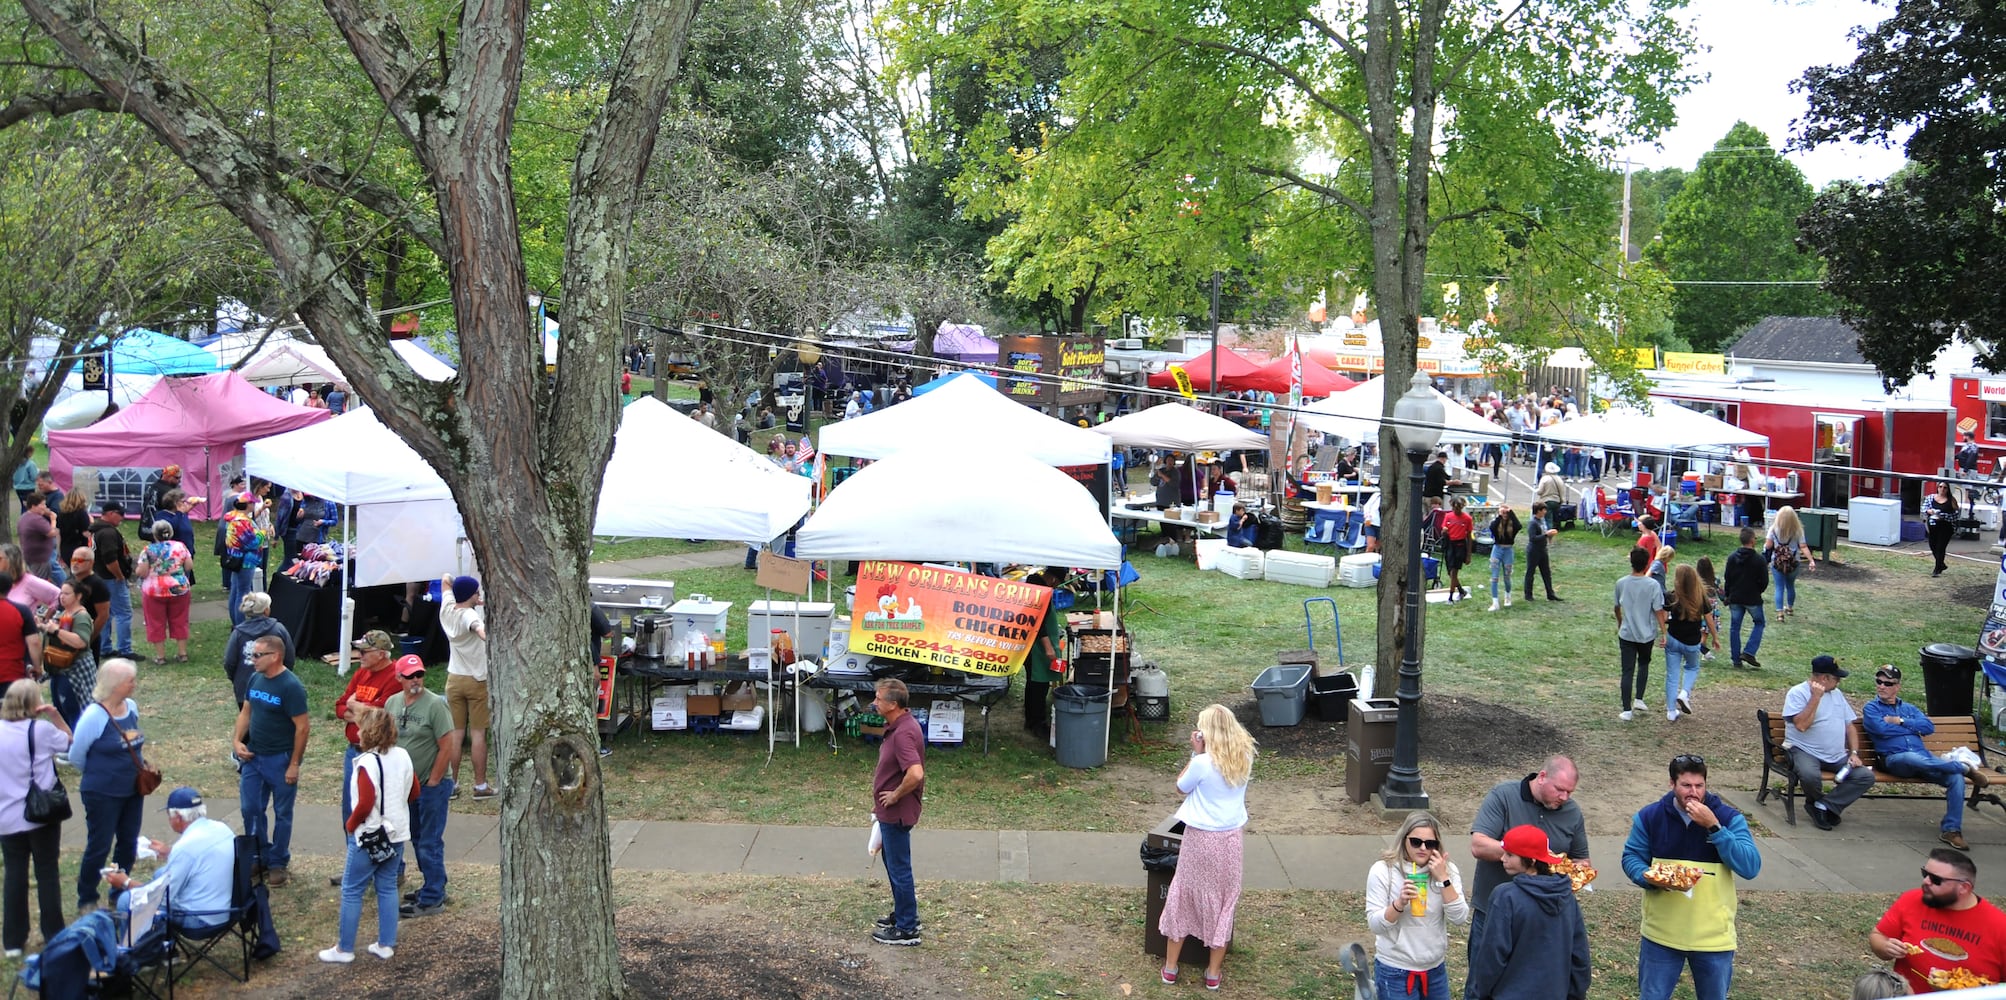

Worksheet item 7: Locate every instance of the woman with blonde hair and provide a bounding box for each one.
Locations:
[70,658,146,913]
[1157,704,1256,990]
[1765,505,1816,619]
[0,679,70,956]
[1365,810,1468,999]
[1662,564,1718,722]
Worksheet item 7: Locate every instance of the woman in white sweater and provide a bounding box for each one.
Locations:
[1365,810,1470,999]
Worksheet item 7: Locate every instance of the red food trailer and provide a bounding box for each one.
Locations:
[1648,376,1955,512]
[1948,375,2006,474]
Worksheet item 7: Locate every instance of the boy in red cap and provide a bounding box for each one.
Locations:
[1465,825,1591,1000]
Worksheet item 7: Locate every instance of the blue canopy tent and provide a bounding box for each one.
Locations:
[98,329,222,376]
[912,370,998,395]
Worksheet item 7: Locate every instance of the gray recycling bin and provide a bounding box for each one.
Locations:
[1054,684,1113,768]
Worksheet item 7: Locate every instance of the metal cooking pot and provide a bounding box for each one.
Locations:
[631,613,673,660]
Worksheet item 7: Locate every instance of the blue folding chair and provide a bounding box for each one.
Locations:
[1337,512,1367,555]
[1304,509,1344,550]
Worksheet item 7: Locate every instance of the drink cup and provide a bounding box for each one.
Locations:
[1407,870,1429,917]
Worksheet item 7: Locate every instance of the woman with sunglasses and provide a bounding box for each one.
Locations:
[1366,811,1468,999]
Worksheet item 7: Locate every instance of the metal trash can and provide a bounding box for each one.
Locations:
[1053,684,1113,768]
[1143,815,1229,965]
[1346,697,1400,803]
[1800,507,1844,561]
[1920,643,1982,718]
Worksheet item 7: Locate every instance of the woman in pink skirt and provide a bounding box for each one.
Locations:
[1158,703,1256,990]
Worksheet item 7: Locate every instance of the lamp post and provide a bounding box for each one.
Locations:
[1379,369,1443,811]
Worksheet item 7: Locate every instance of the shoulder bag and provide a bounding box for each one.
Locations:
[23,721,71,824]
[121,716,162,797]
[355,753,397,864]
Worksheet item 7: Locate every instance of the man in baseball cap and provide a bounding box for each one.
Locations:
[1467,825,1592,1000]
[1861,664,1991,850]
[385,653,459,917]
[103,786,236,929]
[1782,655,1875,830]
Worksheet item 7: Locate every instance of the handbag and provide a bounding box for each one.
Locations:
[355,754,397,864]
[23,720,71,825]
[122,720,162,797]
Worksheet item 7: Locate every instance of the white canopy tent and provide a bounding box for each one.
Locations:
[595,398,812,542]
[1089,402,1269,451]
[1538,403,1769,451]
[233,338,456,388]
[1297,374,1512,445]
[794,451,1121,568]
[818,372,1112,466]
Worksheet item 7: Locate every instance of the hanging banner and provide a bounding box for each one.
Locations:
[1663,352,1726,375]
[80,352,108,391]
[848,560,1054,676]
[1170,365,1196,399]
[1976,552,2006,692]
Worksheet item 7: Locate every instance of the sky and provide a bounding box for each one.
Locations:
[1623,0,1908,188]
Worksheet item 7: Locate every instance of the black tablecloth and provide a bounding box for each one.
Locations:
[269,572,345,658]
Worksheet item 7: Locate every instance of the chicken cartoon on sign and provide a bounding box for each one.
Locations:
[863,582,926,628]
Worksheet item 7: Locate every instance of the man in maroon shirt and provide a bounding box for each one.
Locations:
[870,679,926,947]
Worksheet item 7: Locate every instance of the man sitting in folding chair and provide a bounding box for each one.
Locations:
[103,786,256,990]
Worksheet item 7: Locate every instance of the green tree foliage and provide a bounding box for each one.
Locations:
[1794,0,2001,388]
[1645,122,1830,351]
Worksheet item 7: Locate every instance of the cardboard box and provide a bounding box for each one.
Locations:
[651,692,688,731]
[686,694,722,716]
[720,681,758,712]
[1702,474,1723,491]
[1195,510,1221,524]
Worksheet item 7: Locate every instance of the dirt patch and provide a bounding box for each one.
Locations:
[1951,578,1997,608]
[254,906,927,1000]
[1813,559,1879,584]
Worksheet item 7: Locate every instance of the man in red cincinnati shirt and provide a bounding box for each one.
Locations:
[1869,847,2006,993]
[0,571,43,684]
[331,629,403,874]
[869,678,926,948]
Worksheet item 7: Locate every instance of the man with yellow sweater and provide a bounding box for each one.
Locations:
[1620,754,1763,1000]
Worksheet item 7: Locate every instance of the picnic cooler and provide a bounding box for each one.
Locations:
[746,601,834,656]
[1264,550,1336,587]
[665,596,732,648]
[1339,553,1380,588]
[1218,546,1266,580]
[1250,664,1312,727]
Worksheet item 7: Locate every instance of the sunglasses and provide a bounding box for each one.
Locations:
[1922,868,1971,887]
[1672,754,1706,768]
[1407,836,1442,852]
[1876,679,1900,687]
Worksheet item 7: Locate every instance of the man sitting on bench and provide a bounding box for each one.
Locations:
[1860,664,1992,850]
[1783,655,1876,830]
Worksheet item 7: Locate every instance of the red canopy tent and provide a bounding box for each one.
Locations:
[1145,347,1262,392]
[1231,355,1358,397]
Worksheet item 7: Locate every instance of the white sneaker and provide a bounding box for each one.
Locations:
[1701,649,1716,661]
[1488,599,1500,612]
[1677,691,1694,715]
[367,942,395,960]
[1619,711,1634,721]
[1503,594,1512,607]
[319,947,355,964]
[1667,710,1679,722]
[1632,699,1648,711]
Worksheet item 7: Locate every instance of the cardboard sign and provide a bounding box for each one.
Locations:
[847,561,1053,676]
[756,551,813,594]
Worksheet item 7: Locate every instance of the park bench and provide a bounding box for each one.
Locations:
[1756,709,2005,826]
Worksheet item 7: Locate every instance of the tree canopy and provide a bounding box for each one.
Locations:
[1795,0,2001,387]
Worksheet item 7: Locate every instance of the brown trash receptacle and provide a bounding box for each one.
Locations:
[1345,697,1400,803]
[1143,816,1231,965]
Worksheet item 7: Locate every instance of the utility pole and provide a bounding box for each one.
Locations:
[1208,271,1222,401]
[1616,157,1633,349]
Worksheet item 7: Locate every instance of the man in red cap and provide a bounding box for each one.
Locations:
[384,653,458,917]
[1465,825,1591,1000]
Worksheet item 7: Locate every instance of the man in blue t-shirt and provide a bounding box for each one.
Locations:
[231,634,310,886]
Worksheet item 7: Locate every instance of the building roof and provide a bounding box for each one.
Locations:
[1725,316,1865,365]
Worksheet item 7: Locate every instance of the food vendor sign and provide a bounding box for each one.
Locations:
[849,561,1054,676]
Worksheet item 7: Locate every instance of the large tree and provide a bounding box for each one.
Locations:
[1794,0,2000,388]
[890,0,1698,700]
[1645,122,1830,351]
[3,1,699,996]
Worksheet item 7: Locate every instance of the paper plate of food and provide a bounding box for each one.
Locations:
[1926,967,1995,990]
[1642,862,1706,892]
[1551,857,1597,892]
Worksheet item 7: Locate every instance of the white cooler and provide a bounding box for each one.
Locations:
[1218,546,1266,580]
[1339,553,1382,588]
[1264,550,1335,587]
[1976,504,2002,532]
[1847,496,1902,545]
[665,597,733,648]
[747,600,834,656]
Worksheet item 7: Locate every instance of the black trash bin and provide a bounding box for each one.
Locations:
[1309,673,1359,723]
[1142,816,1230,966]
[1920,643,1982,718]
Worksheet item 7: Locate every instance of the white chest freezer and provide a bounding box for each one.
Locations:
[665,597,733,647]
[1847,496,1902,546]
[747,600,835,656]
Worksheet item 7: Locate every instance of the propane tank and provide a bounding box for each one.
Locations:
[1131,663,1169,699]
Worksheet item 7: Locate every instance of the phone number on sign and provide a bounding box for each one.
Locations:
[867,632,1014,666]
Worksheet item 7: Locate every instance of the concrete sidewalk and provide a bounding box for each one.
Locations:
[62,785,2006,897]
[185,546,747,625]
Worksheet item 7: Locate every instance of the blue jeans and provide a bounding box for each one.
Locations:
[1664,636,1702,710]
[1770,566,1798,612]
[1489,548,1515,598]
[1881,751,1968,832]
[398,779,454,906]
[239,752,299,869]
[100,577,132,654]
[77,790,144,908]
[226,566,257,627]
[1728,603,1764,663]
[880,821,917,933]
[1637,937,1733,1000]
[48,674,81,730]
[336,837,402,953]
[1376,959,1448,1000]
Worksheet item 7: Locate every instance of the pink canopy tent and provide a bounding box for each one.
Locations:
[50,372,331,519]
